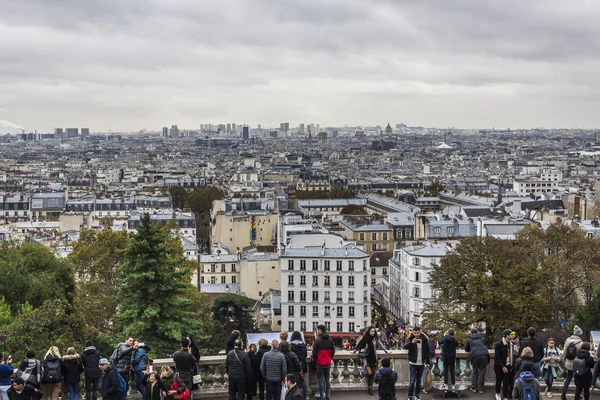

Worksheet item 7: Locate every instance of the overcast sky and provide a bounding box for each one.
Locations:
[1,0,600,132]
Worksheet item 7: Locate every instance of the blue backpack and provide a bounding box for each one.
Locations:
[517,378,535,400]
[116,372,127,392]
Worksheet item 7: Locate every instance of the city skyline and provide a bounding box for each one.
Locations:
[2,0,600,131]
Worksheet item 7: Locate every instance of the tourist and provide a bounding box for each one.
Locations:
[226,340,252,400]
[133,341,150,397]
[290,332,308,400]
[256,339,271,400]
[357,326,389,396]
[81,341,101,400]
[494,329,514,400]
[513,347,535,382]
[227,331,242,355]
[312,325,335,400]
[520,327,545,379]
[283,374,303,400]
[7,377,43,400]
[61,347,84,400]
[0,354,13,400]
[141,371,161,400]
[246,344,260,400]
[541,337,561,398]
[439,329,458,390]
[279,332,289,349]
[560,326,584,400]
[40,347,61,400]
[573,342,594,400]
[173,338,197,396]
[403,327,430,400]
[99,358,120,400]
[260,340,286,400]
[17,351,41,390]
[512,371,540,400]
[465,328,489,394]
[374,358,398,400]
[158,366,187,400]
[112,337,136,400]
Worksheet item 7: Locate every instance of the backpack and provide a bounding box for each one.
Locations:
[110,347,121,368]
[378,373,394,400]
[573,357,589,376]
[517,378,536,400]
[44,358,62,383]
[565,341,579,361]
[116,372,127,392]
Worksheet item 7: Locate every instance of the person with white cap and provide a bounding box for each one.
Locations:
[560,326,584,400]
[99,358,120,400]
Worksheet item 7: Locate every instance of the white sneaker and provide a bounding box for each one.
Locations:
[495,393,502,400]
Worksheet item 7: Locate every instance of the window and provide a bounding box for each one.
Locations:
[231,264,237,272]
[312,276,318,287]
[364,275,367,285]
[363,260,367,269]
[312,306,319,317]
[349,322,355,332]
[414,257,421,266]
[371,278,376,285]
[447,226,455,236]
[312,291,319,302]
[300,260,306,270]
[372,243,377,251]
[372,232,377,241]
[301,321,306,331]
[433,226,441,236]
[313,321,319,331]
[324,276,330,286]
[288,260,294,270]
[371,268,376,275]
[337,306,343,317]
[288,305,295,316]
[364,305,368,317]
[325,321,331,331]
[359,233,365,241]
[210,276,216,284]
[221,276,226,284]
[336,260,342,271]
[396,229,403,239]
[349,261,354,271]
[349,306,355,317]
[312,260,318,270]
[337,322,343,332]
[231,276,236,283]
[300,305,306,316]
[201,276,204,284]
[383,232,388,241]
[221,264,226,272]
[383,268,387,276]
[324,291,330,302]
[300,291,306,301]
[210,264,216,273]
[405,229,412,239]
[300,276,306,286]
[288,291,295,301]
[336,276,343,287]
[363,290,368,302]
[348,291,355,303]
[348,276,355,287]
[415,272,420,282]
[324,306,331,317]
[324,260,330,271]
[336,291,343,302]
[414,286,420,298]
[288,322,294,332]
[288,275,294,286]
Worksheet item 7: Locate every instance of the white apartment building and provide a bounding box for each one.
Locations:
[388,242,449,327]
[280,243,371,334]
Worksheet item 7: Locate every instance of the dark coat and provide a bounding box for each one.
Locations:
[284,384,303,400]
[141,374,162,400]
[226,336,239,355]
[282,351,302,380]
[159,374,187,400]
[513,355,534,378]
[520,338,545,363]
[465,333,489,359]
[439,335,458,361]
[173,350,197,390]
[494,339,510,367]
[256,346,271,382]
[357,334,386,366]
[574,349,595,388]
[81,346,101,379]
[290,341,308,373]
[7,384,43,400]
[101,367,121,400]
[226,349,252,380]
[61,354,84,384]
[403,333,431,365]
[112,343,134,375]
[246,352,260,396]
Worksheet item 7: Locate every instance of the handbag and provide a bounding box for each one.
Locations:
[172,375,191,400]
[424,369,433,392]
[192,374,203,384]
[358,347,370,358]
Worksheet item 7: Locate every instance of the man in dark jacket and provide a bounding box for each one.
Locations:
[494,329,514,400]
[173,338,197,394]
[226,340,252,400]
[519,327,544,379]
[111,337,136,400]
[82,341,102,400]
[439,329,458,389]
[312,325,335,400]
[7,377,43,400]
[283,374,303,400]
[465,328,489,394]
[100,358,121,400]
[260,340,286,400]
[403,327,430,400]
[256,339,271,400]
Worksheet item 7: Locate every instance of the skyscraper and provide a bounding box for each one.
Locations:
[81,128,90,137]
[299,123,305,134]
[242,125,249,141]
[162,127,168,138]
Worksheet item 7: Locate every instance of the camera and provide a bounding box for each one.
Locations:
[416,339,421,344]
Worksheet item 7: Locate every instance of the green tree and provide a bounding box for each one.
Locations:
[187,186,225,252]
[574,287,600,339]
[340,205,368,215]
[425,179,444,197]
[0,242,75,313]
[0,297,12,327]
[421,237,551,337]
[211,294,255,345]
[115,213,196,356]
[169,186,189,210]
[68,229,131,334]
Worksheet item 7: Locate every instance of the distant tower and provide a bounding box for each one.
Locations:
[242,125,249,141]
[162,127,168,138]
[385,123,393,134]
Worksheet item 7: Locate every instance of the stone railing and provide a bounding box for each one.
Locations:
[150,350,504,398]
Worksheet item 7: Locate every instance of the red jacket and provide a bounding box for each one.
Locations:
[312,333,335,366]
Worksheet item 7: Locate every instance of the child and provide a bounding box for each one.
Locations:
[374,358,398,400]
[513,371,540,400]
[541,338,561,397]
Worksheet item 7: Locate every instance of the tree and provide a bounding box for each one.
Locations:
[425,179,444,197]
[421,237,551,337]
[187,186,225,252]
[339,205,368,215]
[211,294,255,346]
[0,297,12,327]
[115,214,197,356]
[68,229,131,334]
[574,287,600,339]
[0,242,75,313]
[169,186,188,210]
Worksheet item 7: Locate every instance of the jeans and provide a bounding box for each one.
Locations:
[265,380,281,400]
[471,355,488,391]
[135,371,146,397]
[229,378,246,400]
[444,358,456,385]
[85,377,100,400]
[316,366,330,400]
[592,359,600,389]
[494,365,512,399]
[298,377,308,398]
[408,365,425,397]
[533,362,542,379]
[0,385,10,400]
[562,370,573,396]
[66,382,80,400]
[543,367,555,391]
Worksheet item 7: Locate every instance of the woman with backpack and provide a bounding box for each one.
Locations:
[541,338,561,398]
[514,347,535,383]
[357,326,389,396]
[41,347,62,400]
[61,347,84,400]
[290,332,308,400]
[573,342,594,400]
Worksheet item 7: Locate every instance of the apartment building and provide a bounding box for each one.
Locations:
[340,218,394,253]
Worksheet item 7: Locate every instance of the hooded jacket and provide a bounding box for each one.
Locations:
[133,345,150,372]
[81,346,101,379]
[290,340,308,373]
[101,367,121,400]
[573,349,594,388]
[465,333,489,359]
[0,363,14,386]
[17,358,41,388]
[439,335,458,360]
[312,332,335,367]
[374,367,398,398]
[513,355,534,379]
[112,343,134,374]
[61,354,84,384]
[512,371,540,400]
[561,335,583,371]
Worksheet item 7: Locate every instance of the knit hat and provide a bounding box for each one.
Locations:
[471,328,479,334]
[503,329,512,337]
[381,358,391,368]
[574,325,583,336]
[520,371,533,380]
[99,358,109,365]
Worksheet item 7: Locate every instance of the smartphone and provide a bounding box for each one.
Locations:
[149,366,153,373]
